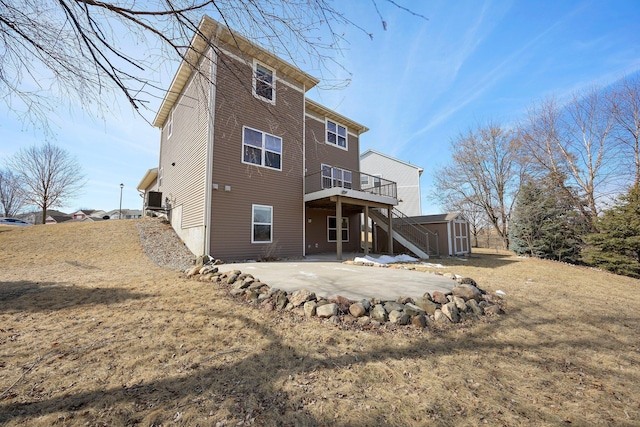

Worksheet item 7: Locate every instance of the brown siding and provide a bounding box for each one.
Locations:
[304,113,360,176]
[209,47,305,260]
[305,208,360,254]
[158,58,210,230]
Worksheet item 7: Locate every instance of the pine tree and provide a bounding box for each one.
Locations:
[584,184,640,278]
[510,175,588,262]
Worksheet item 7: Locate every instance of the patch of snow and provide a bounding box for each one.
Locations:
[353,254,418,265]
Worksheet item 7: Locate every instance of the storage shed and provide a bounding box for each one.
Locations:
[406,213,471,256]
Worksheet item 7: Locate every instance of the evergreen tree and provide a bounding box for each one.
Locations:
[583,184,640,278]
[510,175,588,262]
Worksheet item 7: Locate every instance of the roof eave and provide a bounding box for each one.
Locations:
[305,98,369,135]
[137,168,159,191]
[153,15,320,128]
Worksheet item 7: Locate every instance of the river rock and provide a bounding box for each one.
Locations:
[316,303,338,318]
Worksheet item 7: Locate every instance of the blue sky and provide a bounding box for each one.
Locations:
[1,0,639,215]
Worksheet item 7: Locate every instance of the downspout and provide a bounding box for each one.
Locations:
[302,86,306,257]
[205,46,218,257]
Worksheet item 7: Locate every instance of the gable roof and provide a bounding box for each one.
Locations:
[360,149,424,175]
[153,15,320,128]
[305,98,369,135]
[46,215,73,223]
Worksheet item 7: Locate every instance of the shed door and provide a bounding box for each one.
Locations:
[453,220,469,254]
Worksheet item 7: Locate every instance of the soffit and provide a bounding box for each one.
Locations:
[153,15,320,128]
[305,98,369,135]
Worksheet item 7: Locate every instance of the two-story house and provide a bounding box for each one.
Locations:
[147,16,402,261]
[359,149,424,217]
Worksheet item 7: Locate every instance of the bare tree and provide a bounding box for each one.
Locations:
[433,122,522,248]
[520,89,616,230]
[444,196,488,248]
[609,74,640,185]
[7,142,84,224]
[0,0,426,127]
[0,168,26,217]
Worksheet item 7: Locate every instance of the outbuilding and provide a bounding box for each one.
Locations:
[406,213,471,256]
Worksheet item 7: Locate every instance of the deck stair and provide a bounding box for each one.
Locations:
[369,207,439,259]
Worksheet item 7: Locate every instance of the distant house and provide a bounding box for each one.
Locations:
[360,149,424,217]
[22,210,69,224]
[46,214,74,224]
[82,216,107,222]
[107,209,143,220]
[72,210,107,221]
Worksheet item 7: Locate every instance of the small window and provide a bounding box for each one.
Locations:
[252,205,273,243]
[327,216,349,242]
[253,62,275,103]
[360,174,369,186]
[167,109,173,138]
[326,119,347,149]
[242,127,282,171]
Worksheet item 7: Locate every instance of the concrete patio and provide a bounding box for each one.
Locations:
[223,253,456,301]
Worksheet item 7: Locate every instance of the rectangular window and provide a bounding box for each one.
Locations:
[360,173,369,186]
[326,119,347,149]
[327,216,349,242]
[322,164,332,189]
[253,62,275,103]
[242,127,282,170]
[167,109,173,138]
[252,205,273,243]
[321,164,352,189]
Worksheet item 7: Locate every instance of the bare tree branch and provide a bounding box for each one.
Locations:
[0,0,426,128]
[7,142,85,223]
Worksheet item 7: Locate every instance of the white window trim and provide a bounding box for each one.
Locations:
[327,216,349,242]
[252,59,276,105]
[373,173,382,187]
[321,164,352,189]
[242,126,283,171]
[325,119,348,151]
[251,204,273,244]
[166,109,173,139]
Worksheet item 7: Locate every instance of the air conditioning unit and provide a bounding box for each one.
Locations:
[146,191,163,209]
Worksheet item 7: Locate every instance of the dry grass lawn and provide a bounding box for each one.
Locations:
[0,220,639,426]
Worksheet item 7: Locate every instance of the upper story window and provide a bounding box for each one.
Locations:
[253,61,275,104]
[242,127,282,171]
[326,119,347,150]
[166,109,173,138]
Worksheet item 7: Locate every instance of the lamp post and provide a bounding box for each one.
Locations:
[119,183,124,220]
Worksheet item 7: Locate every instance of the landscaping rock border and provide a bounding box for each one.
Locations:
[136,218,505,329]
[183,261,505,329]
